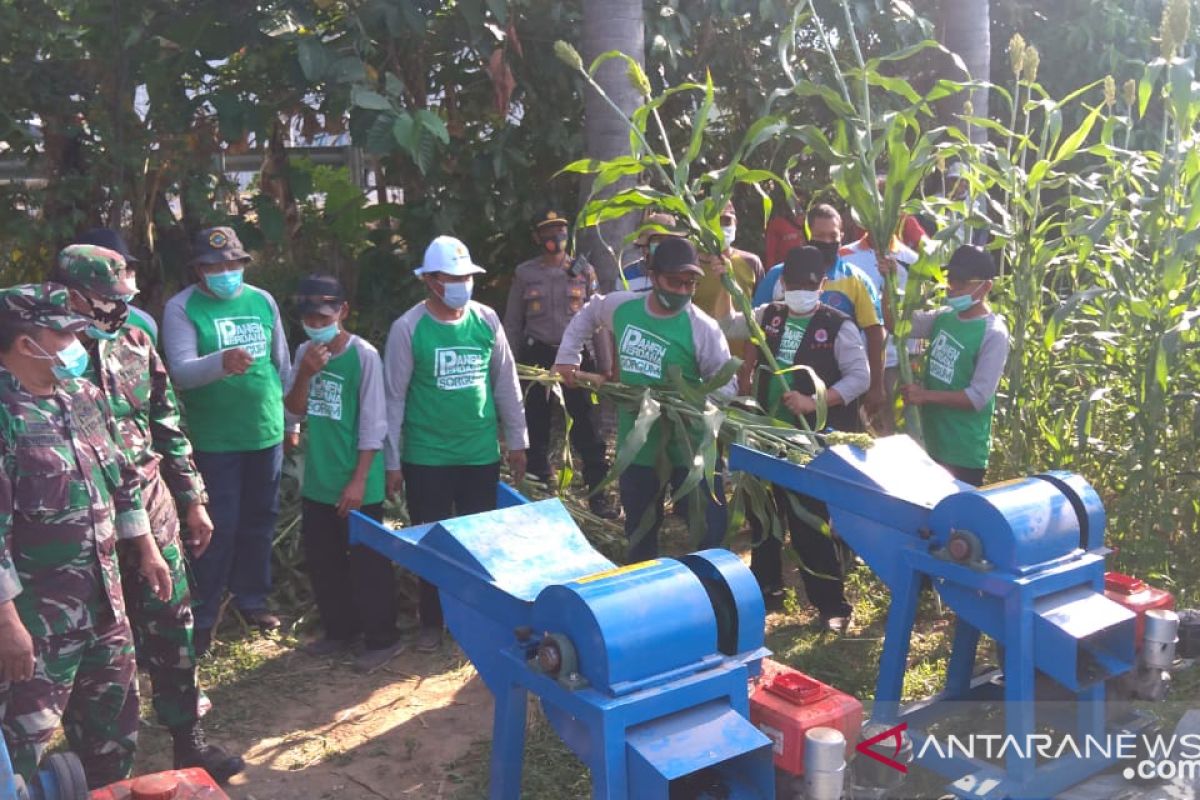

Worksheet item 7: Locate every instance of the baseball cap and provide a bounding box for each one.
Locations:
[781,246,826,288]
[0,283,90,332]
[634,211,684,246]
[74,228,138,263]
[294,274,346,315]
[946,245,997,281]
[648,237,704,276]
[190,227,252,266]
[416,236,486,276]
[532,207,569,230]
[54,244,137,299]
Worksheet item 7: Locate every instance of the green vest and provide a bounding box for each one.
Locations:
[612,298,700,467]
[921,312,994,469]
[180,287,284,452]
[302,340,385,505]
[403,306,500,466]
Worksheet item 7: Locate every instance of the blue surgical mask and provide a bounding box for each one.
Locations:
[441,278,473,310]
[118,294,136,303]
[86,325,119,341]
[946,291,977,313]
[204,268,244,299]
[303,321,339,344]
[29,337,90,381]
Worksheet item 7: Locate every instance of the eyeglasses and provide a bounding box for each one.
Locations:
[658,274,698,291]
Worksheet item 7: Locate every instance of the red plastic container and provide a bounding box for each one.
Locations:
[1105,571,1175,649]
[749,658,863,776]
[90,769,229,800]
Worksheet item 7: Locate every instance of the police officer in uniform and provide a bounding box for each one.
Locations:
[504,208,615,518]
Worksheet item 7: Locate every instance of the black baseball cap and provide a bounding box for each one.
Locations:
[946,245,997,281]
[782,246,825,288]
[190,227,251,266]
[74,228,138,263]
[294,274,346,315]
[648,237,704,276]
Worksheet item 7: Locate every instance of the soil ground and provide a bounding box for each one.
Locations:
[136,636,494,800]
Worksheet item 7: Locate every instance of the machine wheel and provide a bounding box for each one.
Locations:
[32,752,88,800]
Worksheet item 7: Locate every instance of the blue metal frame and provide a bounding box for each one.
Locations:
[728,436,1136,799]
[350,484,774,799]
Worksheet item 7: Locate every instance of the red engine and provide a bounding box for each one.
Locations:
[90,769,229,800]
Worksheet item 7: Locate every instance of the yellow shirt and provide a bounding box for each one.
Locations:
[693,249,764,347]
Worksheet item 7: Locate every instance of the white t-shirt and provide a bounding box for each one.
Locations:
[839,239,919,369]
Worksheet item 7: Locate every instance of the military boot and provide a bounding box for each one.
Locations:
[171,722,246,784]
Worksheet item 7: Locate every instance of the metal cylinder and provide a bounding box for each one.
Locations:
[1143,609,1179,670]
[804,727,846,800]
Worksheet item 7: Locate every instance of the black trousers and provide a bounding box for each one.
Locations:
[749,490,852,619]
[403,462,500,629]
[937,461,986,487]
[301,500,399,650]
[521,341,608,487]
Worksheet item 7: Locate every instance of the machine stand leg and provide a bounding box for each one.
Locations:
[874,570,922,723]
[489,683,530,799]
[591,718,629,800]
[1003,591,1037,785]
[944,620,981,699]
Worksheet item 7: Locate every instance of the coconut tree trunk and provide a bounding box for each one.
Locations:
[578,0,644,291]
[937,0,990,143]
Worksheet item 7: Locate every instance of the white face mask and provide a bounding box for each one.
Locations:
[721,224,737,245]
[784,289,821,316]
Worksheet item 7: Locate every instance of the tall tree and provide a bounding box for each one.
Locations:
[935,0,990,142]
[578,0,644,289]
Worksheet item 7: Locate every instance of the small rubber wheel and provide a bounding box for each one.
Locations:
[34,752,88,800]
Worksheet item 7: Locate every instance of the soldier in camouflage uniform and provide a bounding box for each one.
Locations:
[52,245,244,782]
[0,282,172,788]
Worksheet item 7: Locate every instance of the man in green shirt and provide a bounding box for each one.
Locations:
[285,275,401,672]
[384,236,527,653]
[555,238,738,562]
[163,227,296,654]
[882,245,1009,486]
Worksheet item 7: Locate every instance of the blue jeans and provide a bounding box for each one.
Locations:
[619,464,726,563]
[190,445,282,630]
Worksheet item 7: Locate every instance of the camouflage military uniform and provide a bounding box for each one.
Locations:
[0,283,152,787]
[91,327,207,730]
[57,245,208,731]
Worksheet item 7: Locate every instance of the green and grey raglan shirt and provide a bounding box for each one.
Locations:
[162,283,298,453]
[556,290,738,468]
[383,301,527,470]
[286,335,388,506]
[911,309,1010,470]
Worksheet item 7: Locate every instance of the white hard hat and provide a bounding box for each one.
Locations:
[415,236,485,276]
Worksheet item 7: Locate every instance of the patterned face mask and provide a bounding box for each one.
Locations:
[81,293,129,339]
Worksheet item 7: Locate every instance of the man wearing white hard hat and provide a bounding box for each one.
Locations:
[382,236,528,653]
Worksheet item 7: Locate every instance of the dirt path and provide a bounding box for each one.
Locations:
[135,638,493,800]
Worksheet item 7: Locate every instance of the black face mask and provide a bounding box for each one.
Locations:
[811,240,840,268]
[541,232,568,254]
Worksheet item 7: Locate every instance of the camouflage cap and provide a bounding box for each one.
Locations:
[0,283,91,332]
[55,244,137,299]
